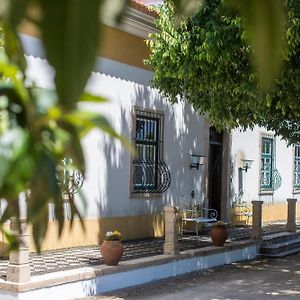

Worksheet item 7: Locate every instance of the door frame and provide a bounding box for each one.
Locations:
[207,128,231,221]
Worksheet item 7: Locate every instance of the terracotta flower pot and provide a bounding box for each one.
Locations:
[100,240,124,266]
[210,227,228,246]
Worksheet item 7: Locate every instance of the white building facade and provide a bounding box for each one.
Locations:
[231,126,300,223]
[5,1,298,252]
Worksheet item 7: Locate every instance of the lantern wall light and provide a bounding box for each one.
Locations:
[190,154,205,170]
[240,159,254,172]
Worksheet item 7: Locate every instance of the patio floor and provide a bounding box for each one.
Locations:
[0,221,299,280]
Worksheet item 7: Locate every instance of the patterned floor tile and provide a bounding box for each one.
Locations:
[0,222,298,279]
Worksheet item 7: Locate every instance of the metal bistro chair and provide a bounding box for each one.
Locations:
[181,206,218,236]
[232,190,252,226]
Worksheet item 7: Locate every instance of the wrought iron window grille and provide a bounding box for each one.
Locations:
[132,159,171,194]
[132,109,171,194]
[294,144,300,190]
[57,158,84,197]
[260,136,281,192]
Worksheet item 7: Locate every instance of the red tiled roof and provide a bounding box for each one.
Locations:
[128,0,158,17]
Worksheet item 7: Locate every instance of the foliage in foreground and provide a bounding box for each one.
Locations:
[0,0,293,251]
[0,0,128,251]
[147,0,300,144]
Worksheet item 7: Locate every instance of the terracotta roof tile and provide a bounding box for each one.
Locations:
[128,0,158,17]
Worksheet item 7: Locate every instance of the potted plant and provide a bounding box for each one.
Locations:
[100,230,124,266]
[210,221,228,246]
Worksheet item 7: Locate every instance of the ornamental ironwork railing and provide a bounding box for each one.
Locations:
[57,158,84,196]
[260,136,283,192]
[132,159,171,194]
[294,144,300,189]
[260,168,282,192]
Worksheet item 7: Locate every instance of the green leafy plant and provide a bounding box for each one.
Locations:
[0,0,293,252]
[213,221,226,228]
[104,230,122,241]
[147,0,300,144]
[0,0,129,252]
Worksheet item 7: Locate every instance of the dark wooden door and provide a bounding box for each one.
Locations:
[208,127,223,218]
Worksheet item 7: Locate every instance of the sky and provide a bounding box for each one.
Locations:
[138,0,162,6]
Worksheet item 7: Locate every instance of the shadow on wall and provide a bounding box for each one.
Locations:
[78,73,208,225]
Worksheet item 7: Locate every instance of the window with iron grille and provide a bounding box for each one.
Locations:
[294,144,300,190]
[131,108,171,195]
[260,136,274,192]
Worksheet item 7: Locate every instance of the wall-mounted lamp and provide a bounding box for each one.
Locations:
[190,154,205,170]
[240,159,254,172]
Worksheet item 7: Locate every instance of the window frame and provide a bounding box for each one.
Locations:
[293,144,300,192]
[129,106,165,198]
[259,134,275,194]
[134,114,160,190]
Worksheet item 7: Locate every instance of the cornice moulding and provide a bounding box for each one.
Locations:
[102,7,159,39]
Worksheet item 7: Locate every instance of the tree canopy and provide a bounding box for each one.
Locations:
[147,0,300,144]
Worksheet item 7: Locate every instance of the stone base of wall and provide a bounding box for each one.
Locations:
[262,203,300,222]
[230,203,300,226]
[24,214,164,252]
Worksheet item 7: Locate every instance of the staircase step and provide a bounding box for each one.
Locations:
[259,247,300,258]
[261,240,300,255]
[260,231,300,258]
[263,231,300,244]
[262,237,300,250]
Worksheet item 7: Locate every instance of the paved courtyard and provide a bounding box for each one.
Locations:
[84,253,300,300]
[0,222,298,279]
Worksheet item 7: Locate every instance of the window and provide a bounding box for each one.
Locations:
[294,144,300,190]
[260,136,274,192]
[131,108,170,195]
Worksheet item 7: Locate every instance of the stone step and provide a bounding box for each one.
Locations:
[262,231,300,244]
[259,247,300,258]
[260,231,300,258]
[261,237,300,254]
[262,236,300,250]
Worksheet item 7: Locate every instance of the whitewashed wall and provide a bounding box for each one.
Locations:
[231,126,295,205]
[23,35,209,219]
[79,73,209,218]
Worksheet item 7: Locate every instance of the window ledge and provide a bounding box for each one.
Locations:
[259,191,274,196]
[130,192,162,199]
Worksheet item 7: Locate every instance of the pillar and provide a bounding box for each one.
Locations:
[163,206,179,255]
[7,218,31,282]
[251,200,263,240]
[286,198,297,233]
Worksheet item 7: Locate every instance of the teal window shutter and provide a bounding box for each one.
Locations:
[260,137,274,191]
[294,144,300,190]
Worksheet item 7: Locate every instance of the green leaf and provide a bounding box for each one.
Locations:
[0,57,29,102]
[227,0,285,90]
[6,0,29,28]
[79,92,108,103]
[172,0,203,18]
[68,193,86,232]
[0,128,28,189]
[149,0,300,144]
[27,148,60,251]
[3,23,27,72]
[55,122,85,172]
[0,199,20,226]
[1,0,28,72]
[32,88,58,111]
[63,110,133,151]
[0,225,19,255]
[39,0,101,108]
[0,84,27,126]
